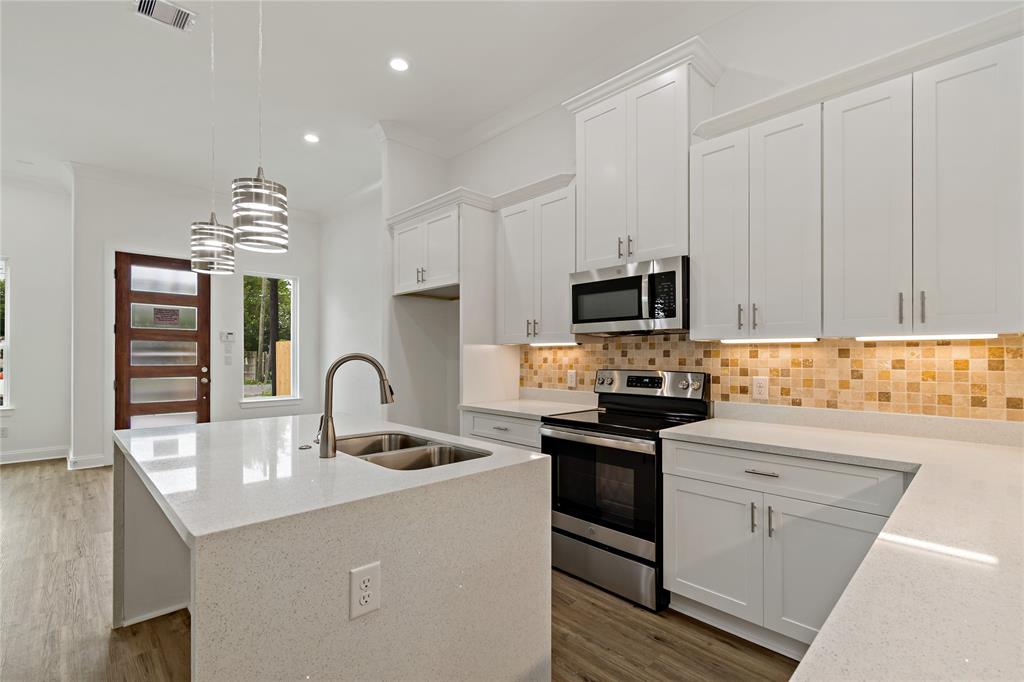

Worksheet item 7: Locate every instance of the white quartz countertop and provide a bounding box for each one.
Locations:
[113,413,547,546]
[459,399,592,420]
[661,418,1024,680]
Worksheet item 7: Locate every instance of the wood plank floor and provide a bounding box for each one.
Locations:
[1,458,795,681]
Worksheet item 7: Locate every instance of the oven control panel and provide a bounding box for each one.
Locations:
[594,369,707,399]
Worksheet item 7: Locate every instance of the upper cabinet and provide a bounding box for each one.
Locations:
[496,184,576,344]
[392,209,459,296]
[912,37,1023,335]
[567,40,720,272]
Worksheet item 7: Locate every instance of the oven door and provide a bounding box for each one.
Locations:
[540,425,658,561]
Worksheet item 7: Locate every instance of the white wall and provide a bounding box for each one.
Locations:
[319,183,388,419]
[380,138,450,217]
[69,165,321,467]
[0,177,72,463]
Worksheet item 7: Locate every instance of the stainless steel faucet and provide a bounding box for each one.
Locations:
[317,353,395,458]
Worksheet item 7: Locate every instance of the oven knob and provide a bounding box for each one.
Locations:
[597,376,606,385]
[691,381,702,392]
[678,380,689,389]
[605,376,614,386]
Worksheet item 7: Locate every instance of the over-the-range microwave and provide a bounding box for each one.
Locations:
[569,256,689,336]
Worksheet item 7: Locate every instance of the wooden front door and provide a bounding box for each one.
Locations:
[114,252,211,430]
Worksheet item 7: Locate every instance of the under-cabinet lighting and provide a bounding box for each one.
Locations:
[529,343,579,347]
[878,532,998,566]
[854,333,998,342]
[719,338,819,345]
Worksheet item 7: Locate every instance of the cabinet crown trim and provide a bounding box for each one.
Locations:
[492,173,576,209]
[562,36,723,113]
[693,6,1024,140]
[386,186,495,228]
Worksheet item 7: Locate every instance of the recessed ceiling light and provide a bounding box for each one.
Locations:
[303,133,320,144]
[389,57,409,72]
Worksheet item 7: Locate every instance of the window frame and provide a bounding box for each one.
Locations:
[238,271,300,406]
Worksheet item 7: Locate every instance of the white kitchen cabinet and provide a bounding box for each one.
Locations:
[392,209,460,295]
[748,104,822,339]
[823,76,913,338]
[495,185,575,344]
[575,94,628,271]
[393,222,425,294]
[663,476,764,625]
[763,494,885,644]
[689,129,749,341]
[912,36,1023,334]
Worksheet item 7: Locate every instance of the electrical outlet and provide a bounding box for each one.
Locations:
[0,426,8,439]
[350,561,381,619]
[567,370,577,388]
[752,376,769,401]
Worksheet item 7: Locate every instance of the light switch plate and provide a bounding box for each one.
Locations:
[567,370,577,388]
[752,376,769,401]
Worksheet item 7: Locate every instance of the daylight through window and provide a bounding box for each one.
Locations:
[242,275,295,400]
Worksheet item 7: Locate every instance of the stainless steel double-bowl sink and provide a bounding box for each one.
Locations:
[335,432,490,471]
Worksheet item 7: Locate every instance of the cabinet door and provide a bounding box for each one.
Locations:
[626,66,690,261]
[576,94,628,271]
[749,105,823,339]
[763,494,885,644]
[533,185,576,343]
[663,476,764,625]
[393,223,424,294]
[823,76,913,337]
[689,130,750,341]
[913,37,1023,334]
[423,210,459,288]
[496,202,536,344]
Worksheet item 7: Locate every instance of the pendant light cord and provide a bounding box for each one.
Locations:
[257,0,263,169]
[209,0,216,215]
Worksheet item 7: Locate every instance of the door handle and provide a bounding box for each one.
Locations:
[627,235,634,257]
[201,377,209,384]
[617,237,624,259]
[744,468,779,478]
[737,303,743,330]
[415,267,422,283]
[920,290,926,323]
[421,266,427,282]
[532,319,538,336]
[898,292,904,324]
[492,426,510,432]
[752,303,759,330]
[768,505,775,538]
[750,502,757,533]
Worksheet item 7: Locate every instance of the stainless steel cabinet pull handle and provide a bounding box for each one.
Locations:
[415,267,422,283]
[532,319,538,335]
[920,290,926,323]
[492,426,510,432]
[421,266,426,281]
[768,505,775,538]
[744,468,780,478]
[526,319,531,337]
[750,502,757,533]
[752,303,758,330]
[617,236,624,259]
[627,235,634,257]
[898,292,904,324]
[737,303,743,330]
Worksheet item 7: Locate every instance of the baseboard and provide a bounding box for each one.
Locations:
[669,594,808,661]
[0,446,68,466]
[67,452,112,469]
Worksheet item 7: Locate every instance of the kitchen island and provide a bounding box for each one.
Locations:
[112,412,551,681]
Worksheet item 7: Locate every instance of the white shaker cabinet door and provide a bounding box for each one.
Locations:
[626,66,690,261]
[763,494,885,644]
[423,210,459,288]
[913,37,1023,334]
[495,202,536,344]
[749,104,823,339]
[689,129,750,341]
[393,223,425,295]
[576,94,628,271]
[663,476,764,626]
[823,76,913,338]
[533,185,576,343]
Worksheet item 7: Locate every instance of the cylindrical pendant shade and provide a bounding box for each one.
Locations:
[190,212,236,274]
[232,166,288,253]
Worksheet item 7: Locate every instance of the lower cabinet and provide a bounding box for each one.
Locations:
[664,467,889,646]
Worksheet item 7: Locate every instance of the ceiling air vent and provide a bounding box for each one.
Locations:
[136,0,196,32]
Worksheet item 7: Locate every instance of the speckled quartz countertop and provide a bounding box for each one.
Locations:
[113,413,547,546]
[661,418,1024,681]
[458,399,592,420]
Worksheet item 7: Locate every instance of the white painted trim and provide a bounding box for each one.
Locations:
[562,36,724,114]
[372,121,450,159]
[669,595,808,661]
[67,452,111,469]
[694,7,1024,140]
[117,602,190,628]
[0,446,67,465]
[386,187,495,228]
[238,396,305,409]
[491,174,576,210]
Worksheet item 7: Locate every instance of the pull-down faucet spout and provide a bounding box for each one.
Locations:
[317,354,395,458]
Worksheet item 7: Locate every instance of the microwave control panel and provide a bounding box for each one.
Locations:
[648,271,677,319]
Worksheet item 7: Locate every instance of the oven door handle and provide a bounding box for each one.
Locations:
[540,426,656,455]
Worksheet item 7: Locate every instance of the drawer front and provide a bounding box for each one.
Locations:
[468,412,541,449]
[665,441,903,516]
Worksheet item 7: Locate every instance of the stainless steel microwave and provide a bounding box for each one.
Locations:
[570,256,688,336]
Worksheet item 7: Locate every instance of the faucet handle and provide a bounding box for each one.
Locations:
[313,415,324,444]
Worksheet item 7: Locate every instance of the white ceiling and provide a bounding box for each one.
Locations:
[1,1,748,214]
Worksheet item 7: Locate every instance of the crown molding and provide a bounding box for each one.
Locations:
[373,120,450,159]
[562,36,724,114]
[386,186,495,228]
[492,173,575,210]
[694,6,1024,140]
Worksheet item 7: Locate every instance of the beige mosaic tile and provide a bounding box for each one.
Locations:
[520,334,1024,422]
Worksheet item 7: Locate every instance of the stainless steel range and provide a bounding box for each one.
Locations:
[540,369,711,610]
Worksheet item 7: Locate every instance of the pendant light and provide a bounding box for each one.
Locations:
[191,1,235,275]
[232,0,288,253]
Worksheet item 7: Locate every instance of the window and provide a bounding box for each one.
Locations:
[0,258,8,407]
[242,274,296,400]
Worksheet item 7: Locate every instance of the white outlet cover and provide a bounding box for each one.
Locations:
[752,376,769,401]
[567,370,577,388]
[350,561,381,619]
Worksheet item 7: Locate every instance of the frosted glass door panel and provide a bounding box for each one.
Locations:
[130,265,198,295]
[131,303,198,330]
[130,377,197,403]
[130,412,198,429]
[130,340,198,366]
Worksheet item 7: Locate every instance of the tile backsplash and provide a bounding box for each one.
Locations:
[520,335,1024,422]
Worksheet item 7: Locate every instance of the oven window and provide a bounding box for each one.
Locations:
[572,276,643,324]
